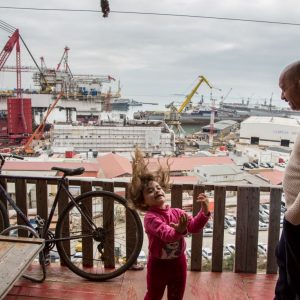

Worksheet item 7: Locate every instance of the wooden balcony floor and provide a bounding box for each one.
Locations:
[4,264,278,300]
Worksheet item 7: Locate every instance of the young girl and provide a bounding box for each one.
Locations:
[128,148,210,300]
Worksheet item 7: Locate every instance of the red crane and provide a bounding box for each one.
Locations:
[0,29,22,98]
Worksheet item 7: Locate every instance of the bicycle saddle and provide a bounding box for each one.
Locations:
[51,167,85,176]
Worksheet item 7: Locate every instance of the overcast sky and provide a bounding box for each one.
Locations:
[1,0,300,109]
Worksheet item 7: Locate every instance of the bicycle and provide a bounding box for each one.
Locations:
[0,153,143,281]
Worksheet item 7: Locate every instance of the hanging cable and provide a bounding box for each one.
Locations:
[0,6,300,26]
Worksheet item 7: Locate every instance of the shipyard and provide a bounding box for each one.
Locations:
[0,2,299,299]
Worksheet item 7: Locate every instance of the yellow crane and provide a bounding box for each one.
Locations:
[177,75,212,113]
[164,75,212,135]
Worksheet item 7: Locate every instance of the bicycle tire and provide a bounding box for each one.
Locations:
[55,190,143,281]
[0,200,9,233]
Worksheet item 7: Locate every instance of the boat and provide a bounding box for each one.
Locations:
[111,98,143,111]
[219,101,300,118]
[133,99,300,125]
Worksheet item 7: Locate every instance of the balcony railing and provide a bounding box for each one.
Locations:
[0,174,282,274]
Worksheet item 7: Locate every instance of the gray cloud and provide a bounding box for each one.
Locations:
[1,0,300,108]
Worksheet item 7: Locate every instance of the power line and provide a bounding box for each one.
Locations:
[0,5,300,26]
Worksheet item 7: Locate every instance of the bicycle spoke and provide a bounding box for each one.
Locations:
[55,190,143,281]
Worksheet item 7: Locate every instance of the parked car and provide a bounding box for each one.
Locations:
[186,248,191,259]
[49,251,60,263]
[223,247,232,258]
[72,251,83,262]
[257,243,267,256]
[260,162,269,168]
[259,221,268,231]
[266,162,274,168]
[203,227,213,237]
[228,227,236,235]
[261,203,270,211]
[225,243,235,255]
[281,203,287,213]
[205,220,213,229]
[259,205,269,215]
[250,162,259,168]
[225,215,236,227]
[259,210,269,223]
[202,247,212,260]
[137,250,147,265]
[243,162,253,169]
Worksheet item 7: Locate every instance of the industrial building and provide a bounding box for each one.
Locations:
[202,120,238,135]
[239,116,300,148]
[51,120,175,155]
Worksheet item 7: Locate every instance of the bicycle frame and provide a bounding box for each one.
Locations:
[0,175,98,244]
[44,177,98,242]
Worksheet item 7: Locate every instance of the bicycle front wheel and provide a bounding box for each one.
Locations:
[0,200,9,233]
[55,190,143,281]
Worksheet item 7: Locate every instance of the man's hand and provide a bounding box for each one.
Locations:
[170,214,188,233]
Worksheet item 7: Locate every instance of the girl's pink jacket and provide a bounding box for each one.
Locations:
[144,205,209,259]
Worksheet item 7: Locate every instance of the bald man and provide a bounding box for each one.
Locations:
[275,60,300,299]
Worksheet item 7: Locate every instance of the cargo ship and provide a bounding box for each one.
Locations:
[133,100,300,125]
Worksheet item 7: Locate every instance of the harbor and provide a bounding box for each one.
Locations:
[1,2,299,298]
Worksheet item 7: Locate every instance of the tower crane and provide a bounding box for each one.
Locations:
[0,29,22,98]
[164,75,212,136]
[220,88,232,104]
[0,23,30,142]
[177,76,212,113]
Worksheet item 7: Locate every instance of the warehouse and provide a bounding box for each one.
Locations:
[202,120,238,135]
[239,116,300,148]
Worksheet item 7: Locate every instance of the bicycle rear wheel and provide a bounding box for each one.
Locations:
[55,190,143,281]
[0,200,9,233]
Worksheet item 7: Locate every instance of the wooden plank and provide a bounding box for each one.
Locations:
[171,185,183,209]
[15,179,28,237]
[36,180,48,222]
[267,188,282,274]
[0,235,44,299]
[57,182,70,261]
[212,186,226,272]
[81,181,93,267]
[0,178,7,209]
[190,185,204,271]
[245,187,260,273]
[235,186,259,273]
[103,182,115,268]
[126,187,137,260]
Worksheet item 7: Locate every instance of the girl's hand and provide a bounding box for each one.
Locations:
[170,214,188,234]
[197,193,210,216]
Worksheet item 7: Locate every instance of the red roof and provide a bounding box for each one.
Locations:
[2,154,236,181]
[3,161,99,172]
[97,153,131,178]
[257,169,284,185]
[147,156,234,172]
[170,176,198,184]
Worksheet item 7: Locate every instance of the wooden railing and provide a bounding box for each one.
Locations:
[0,174,282,274]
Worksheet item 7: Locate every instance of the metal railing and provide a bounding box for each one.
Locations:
[0,174,282,274]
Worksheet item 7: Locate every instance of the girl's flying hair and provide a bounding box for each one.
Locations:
[128,147,170,211]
